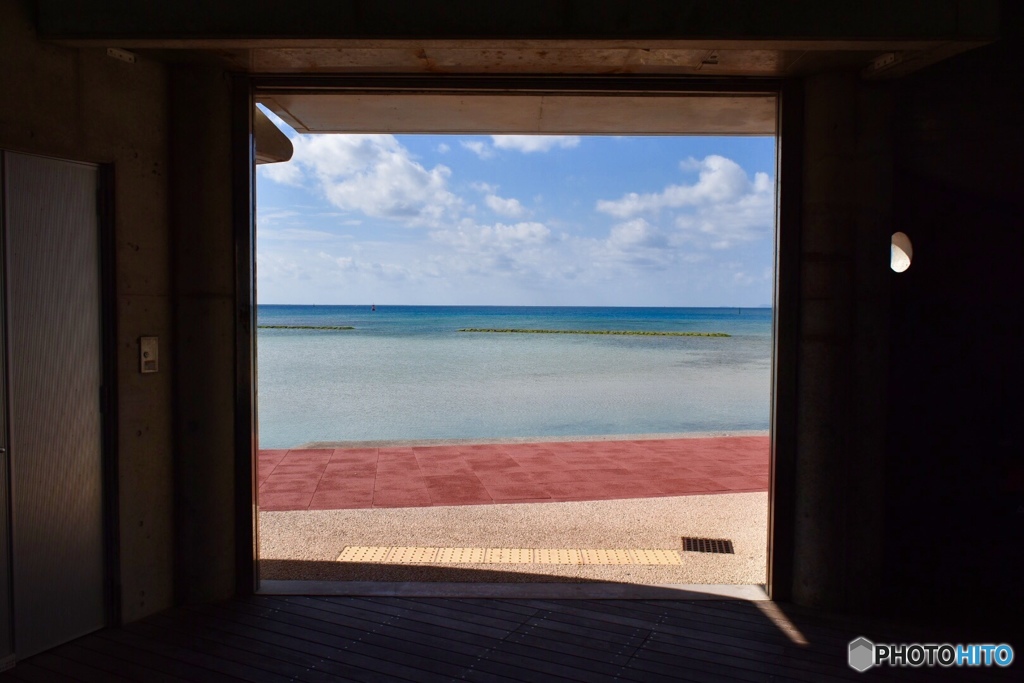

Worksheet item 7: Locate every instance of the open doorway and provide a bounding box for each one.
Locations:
[250,88,778,592]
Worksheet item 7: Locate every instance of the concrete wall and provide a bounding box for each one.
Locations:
[0,2,241,611]
[168,66,238,605]
[788,7,1024,622]
[0,2,174,621]
[884,11,1024,624]
[790,73,892,611]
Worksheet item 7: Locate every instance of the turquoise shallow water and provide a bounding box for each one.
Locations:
[256,305,772,449]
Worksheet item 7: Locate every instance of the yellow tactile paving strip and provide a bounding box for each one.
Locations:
[337,546,391,563]
[434,547,487,563]
[534,548,583,565]
[387,546,438,563]
[485,548,532,564]
[337,546,683,565]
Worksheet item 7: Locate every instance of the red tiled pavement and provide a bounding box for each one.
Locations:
[257,436,770,511]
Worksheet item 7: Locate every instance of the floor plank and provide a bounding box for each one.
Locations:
[1,596,1018,682]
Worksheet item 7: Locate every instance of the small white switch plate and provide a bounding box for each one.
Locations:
[140,336,159,373]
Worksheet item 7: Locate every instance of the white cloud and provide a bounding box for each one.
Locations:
[259,161,303,186]
[256,141,775,306]
[437,142,451,153]
[678,156,703,171]
[257,243,427,301]
[423,220,561,284]
[596,155,774,250]
[256,208,300,225]
[597,155,756,217]
[574,219,681,272]
[261,134,461,226]
[485,193,527,218]
[673,178,773,249]
[606,218,667,249]
[491,135,581,153]
[431,221,551,252]
[461,140,494,159]
[258,227,343,243]
[469,182,527,218]
[733,271,755,285]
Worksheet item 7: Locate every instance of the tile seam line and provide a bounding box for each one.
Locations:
[304,450,337,510]
[257,453,281,492]
[369,446,381,507]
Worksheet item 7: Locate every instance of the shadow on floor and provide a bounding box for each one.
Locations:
[4,592,1018,682]
[260,558,620,582]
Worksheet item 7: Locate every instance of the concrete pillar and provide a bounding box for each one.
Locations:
[791,72,892,611]
[169,65,237,603]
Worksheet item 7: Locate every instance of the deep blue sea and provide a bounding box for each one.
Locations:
[256,305,772,448]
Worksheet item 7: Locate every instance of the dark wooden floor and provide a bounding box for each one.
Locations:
[1,595,1017,682]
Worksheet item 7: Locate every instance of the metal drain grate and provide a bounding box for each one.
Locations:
[682,537,735,554]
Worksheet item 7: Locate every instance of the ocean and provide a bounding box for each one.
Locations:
[256,305,773,449]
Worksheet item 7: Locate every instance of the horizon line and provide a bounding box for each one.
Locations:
[257,303,773,308]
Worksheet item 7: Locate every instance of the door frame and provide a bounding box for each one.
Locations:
[231,76,803,600]
[96,162,122,626]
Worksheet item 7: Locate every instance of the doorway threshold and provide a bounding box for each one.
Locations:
[259,580,768,600]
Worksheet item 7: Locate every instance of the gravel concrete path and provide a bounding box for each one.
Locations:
[259,491,767,585]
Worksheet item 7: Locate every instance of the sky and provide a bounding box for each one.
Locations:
[256,107,777,307]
